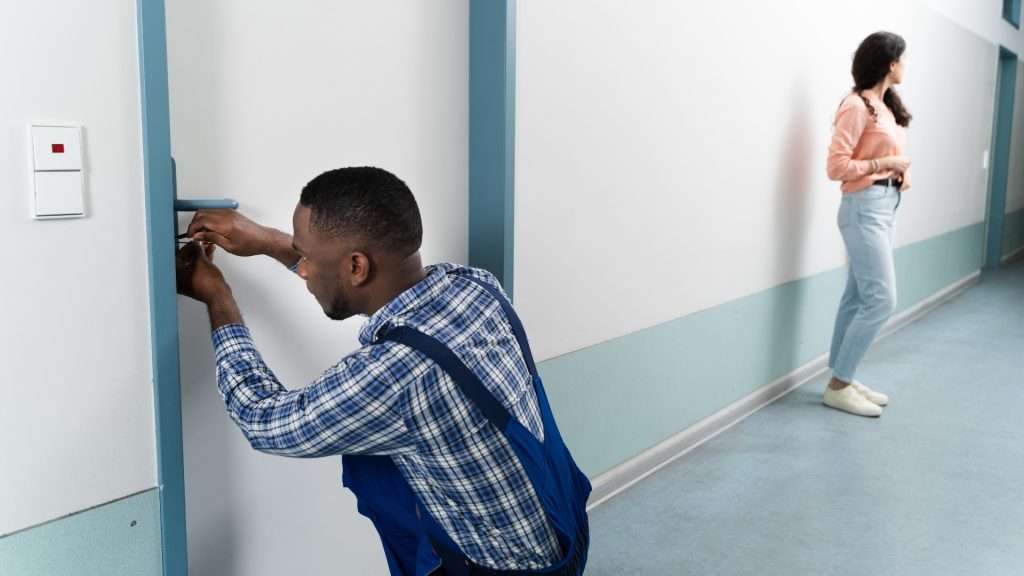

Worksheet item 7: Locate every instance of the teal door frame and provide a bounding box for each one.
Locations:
[469,0,517,297]
[1004,0,1022,28]
[135,0,188,574]
[985,46,1018,269]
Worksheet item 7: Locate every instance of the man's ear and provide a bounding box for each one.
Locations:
[348,251,372,287]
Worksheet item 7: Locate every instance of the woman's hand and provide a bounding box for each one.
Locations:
[879,155,911,174]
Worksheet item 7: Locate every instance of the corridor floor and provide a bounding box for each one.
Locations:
[587,260,1024,575]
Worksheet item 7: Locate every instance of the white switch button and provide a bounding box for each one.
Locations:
[30,124,85,219]
[34,171,85,217]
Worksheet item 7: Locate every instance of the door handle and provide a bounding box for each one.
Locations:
[175,198,240,211]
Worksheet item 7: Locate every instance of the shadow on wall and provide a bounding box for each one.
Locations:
[177,298,239,574]
[768,79,819,382]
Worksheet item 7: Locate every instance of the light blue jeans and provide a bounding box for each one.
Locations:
[829,184,900,383]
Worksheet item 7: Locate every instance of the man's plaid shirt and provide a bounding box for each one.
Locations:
[212,263,562,570]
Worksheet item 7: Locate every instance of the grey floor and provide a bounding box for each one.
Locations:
[587,261,1024,576]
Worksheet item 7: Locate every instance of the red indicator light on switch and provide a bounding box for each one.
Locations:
[51,143,65,154]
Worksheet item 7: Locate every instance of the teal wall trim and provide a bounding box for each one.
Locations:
[986,48,1018,268]
[136,0,187,572]
[469,0,516,296]
[0,489,162,576]
[541,223,985,477]
[1003,208,1024,257]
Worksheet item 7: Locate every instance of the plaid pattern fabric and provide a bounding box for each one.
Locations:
[212,263,562,570]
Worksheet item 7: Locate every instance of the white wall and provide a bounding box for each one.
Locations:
[922,0,1024,55]
[514,0,1001,361]
[0,0,156,535]
[166,1,468,574]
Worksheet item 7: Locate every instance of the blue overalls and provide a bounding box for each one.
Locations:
[341,277,591,575]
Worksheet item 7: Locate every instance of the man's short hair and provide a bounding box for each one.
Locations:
[300,167,423,256]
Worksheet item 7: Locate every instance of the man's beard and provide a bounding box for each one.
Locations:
[324,291,351,321]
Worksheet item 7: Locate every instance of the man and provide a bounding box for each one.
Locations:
[176,167,589,575]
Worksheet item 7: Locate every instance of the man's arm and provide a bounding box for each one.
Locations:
[212,326,415,458]
[207,287,243,330]
[175,242,413,457]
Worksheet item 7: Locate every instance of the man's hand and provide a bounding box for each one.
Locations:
[176,242,228,303]
[185,210,299,267]
[176,242,244,329]
[185,210,273,257]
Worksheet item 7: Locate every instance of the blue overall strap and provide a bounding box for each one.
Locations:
[383,326,511,432]
[459,277,538,376]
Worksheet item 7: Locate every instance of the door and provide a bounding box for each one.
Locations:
[985,47,1018,268]
[135,1,238,573]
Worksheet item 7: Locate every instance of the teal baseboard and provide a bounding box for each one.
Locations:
[0,489,162,576]
[1003,208,1024,259]
[542,223,985,478]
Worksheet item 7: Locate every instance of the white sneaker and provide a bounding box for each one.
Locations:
[851,380,888,406]
[823,385,883,417]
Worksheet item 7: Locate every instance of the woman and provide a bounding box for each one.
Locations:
[825,31,912,417]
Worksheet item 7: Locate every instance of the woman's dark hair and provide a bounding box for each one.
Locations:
[852,31,912,127]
